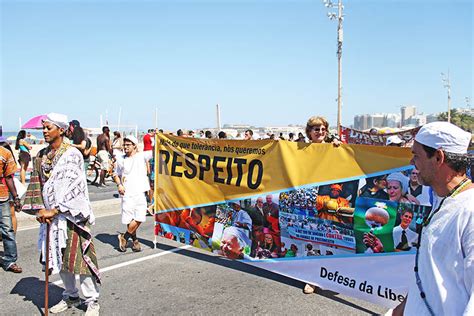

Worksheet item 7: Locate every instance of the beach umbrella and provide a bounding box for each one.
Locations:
[21,114,47,129]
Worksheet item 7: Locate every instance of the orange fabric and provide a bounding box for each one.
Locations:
[0,147,17,201]
[315,195,349,222]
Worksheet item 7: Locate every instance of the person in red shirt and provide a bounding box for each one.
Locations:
[143,129,155,151]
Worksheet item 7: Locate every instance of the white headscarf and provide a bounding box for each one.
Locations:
[387,172,409,195]
[222,226,251,248]
[44,113,69,130]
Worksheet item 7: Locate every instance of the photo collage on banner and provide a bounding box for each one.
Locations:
[154,168,433,261]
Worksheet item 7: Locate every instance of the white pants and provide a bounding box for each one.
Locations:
[59,270,100,305]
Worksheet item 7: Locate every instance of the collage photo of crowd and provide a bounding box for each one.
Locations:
[154,165,433,261]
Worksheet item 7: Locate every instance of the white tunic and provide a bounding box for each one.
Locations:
[404,188,474,315]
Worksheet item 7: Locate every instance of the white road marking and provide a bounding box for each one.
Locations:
[52,245,192,285]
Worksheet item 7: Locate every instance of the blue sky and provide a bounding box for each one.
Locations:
[1,0,472,132]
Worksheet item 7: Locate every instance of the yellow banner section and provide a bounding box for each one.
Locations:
[154,133,412,212]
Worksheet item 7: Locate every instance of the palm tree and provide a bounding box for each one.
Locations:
[438,109,474,132]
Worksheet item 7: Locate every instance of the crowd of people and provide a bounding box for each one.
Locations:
[1,113,473,315]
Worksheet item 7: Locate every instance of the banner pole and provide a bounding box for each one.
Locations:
[44,223,50,316]
[153,129,159,249]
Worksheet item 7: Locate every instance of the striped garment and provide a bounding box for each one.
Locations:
[62,220,100,283]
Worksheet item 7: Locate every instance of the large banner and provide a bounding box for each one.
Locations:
[154,134,432,308]
[340,126,420,145]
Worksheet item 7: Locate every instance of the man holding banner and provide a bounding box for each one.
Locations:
[395,122,473,315]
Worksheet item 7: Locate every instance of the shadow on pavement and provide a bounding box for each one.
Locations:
[10,276,65,315]
[95,233,120,251]
[155,242,378,315]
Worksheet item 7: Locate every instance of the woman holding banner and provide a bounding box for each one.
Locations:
[305,116,341,146]
[303,116,340,294]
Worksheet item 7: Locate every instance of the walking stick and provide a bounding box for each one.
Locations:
[44,223,50,316]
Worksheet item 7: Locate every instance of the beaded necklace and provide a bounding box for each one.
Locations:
[41,141,71,180]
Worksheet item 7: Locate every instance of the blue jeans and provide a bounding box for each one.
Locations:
[0,200,18,270]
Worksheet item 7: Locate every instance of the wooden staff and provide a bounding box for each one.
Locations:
[44,223,50,316]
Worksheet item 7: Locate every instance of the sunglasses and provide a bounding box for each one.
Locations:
[310,126,326,133]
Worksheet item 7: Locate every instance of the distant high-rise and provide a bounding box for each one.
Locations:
[401,105,416,126]
[354,115,370,130]
[369,114,385,128]
[354,113,400,130]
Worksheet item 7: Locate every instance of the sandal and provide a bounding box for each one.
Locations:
[6,263,23,273]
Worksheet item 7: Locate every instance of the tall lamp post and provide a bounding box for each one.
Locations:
[323,0,344,133]
[441,71,451,123]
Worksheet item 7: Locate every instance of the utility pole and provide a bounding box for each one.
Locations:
[441,71,451,123]
[323,0,344,134]
[216,103,221,132]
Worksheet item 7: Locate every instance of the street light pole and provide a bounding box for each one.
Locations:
[324,0,344,134]
[441,71,451,123]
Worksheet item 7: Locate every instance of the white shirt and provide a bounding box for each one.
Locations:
[114,151,152,196]
[392,225,418,250]
[405,188,474,316]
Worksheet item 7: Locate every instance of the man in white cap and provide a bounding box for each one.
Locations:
[32,113,101,315]
[393,122,473,315]
[385,135,404,147]
[113,134,152,252]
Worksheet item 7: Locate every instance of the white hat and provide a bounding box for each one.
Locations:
[415,122,471,154]
[387,172,409,195]
[386,135,403,146]
[124,134,138,145]
[44,113,69,129]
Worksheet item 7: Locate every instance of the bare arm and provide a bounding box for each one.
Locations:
[4,175,21,211]
[71,140,87,151]
[21,139,32,150]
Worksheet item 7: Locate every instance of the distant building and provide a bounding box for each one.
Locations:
[405,114,426,127]
[401,105,416,126]
[383,113,401,128]
[426,113,440,123]
[454,107,474,117]
[354,113,400,130]
[368,114,385,128]
[206,124,304,139]
[354,114,370,130]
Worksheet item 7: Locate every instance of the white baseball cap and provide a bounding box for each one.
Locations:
[123,134,138,145]
[386,135,403,146]
[415,122,471,154]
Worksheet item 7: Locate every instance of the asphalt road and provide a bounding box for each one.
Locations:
[1,183,388,315]
[87,179,120,202]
